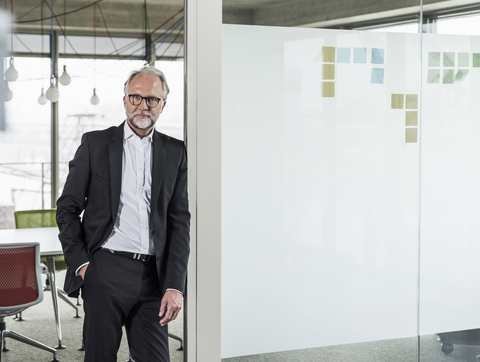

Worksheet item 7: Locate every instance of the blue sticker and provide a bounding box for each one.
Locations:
[371,48,385,64]
[371,68,384,84]
[354,48,367,63]
[337,48,351,63]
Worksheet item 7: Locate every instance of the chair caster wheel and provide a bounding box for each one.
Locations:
[441,342,453,354]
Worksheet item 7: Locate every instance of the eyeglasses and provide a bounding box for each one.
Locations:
[128,94,164,108]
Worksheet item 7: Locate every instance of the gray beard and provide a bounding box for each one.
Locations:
[128,112,157,130]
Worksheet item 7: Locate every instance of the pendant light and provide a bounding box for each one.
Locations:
[5,57,18,82]
[3,80,13,102]
[58,0,71,86]
[5,1,18,82]
[46,76,59,102]
[38,87,48,105]
[38,0,47,104]
[90,4,99,105]
[90,88,99,105]
[59,65,71,86]
[46,0,59,103]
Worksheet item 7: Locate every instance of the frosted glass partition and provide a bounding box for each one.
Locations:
[222,25,422,358]
[419,34,480,334]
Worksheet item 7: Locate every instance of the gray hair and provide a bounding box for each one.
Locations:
[124,66,170,100]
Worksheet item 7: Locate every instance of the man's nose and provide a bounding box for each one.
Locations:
[137,98,149,109]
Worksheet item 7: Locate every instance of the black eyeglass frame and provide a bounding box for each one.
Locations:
[128,94,165,108]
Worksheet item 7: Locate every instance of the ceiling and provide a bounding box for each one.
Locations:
[10,0,480,40]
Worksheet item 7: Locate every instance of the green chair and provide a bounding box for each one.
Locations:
[14,209,80,319]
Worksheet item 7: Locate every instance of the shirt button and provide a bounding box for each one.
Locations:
[138,168,142,171]
[138,187,142,191]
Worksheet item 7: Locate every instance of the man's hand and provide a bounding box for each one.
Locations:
[79,265,88,280]
[159,290,183,326]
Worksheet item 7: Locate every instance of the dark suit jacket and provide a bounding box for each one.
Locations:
[56,122,190,298]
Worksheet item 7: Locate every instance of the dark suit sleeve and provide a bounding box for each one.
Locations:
[56,133,92,273]
[165,145,190,293]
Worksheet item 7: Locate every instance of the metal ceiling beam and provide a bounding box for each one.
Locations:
[222,0,480,28]
[10,0,480,42]
[13,0,184,40]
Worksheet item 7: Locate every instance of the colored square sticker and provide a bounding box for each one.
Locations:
[322,82,335,97]
[473,53,480,67]
[406,128,418,143]
[406,111,418,126]
[443,69,454,84]
[371,48,385,64]
[458,52,469,67]
[443,52,455,67]
[427,69,440,84]
[323,47,335,62]
[323,64,335,80]
[428,52,440,67]
[337,48,351,63]
[405,94,418,109]
[371,68,384,84]
[354,48,367,63]
[391,94,404,109]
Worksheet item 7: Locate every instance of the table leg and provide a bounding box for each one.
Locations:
[45,256,66,349]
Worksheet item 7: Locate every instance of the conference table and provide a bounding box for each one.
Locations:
[0,227,71,349]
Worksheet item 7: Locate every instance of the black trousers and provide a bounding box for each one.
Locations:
[82,249,169,362]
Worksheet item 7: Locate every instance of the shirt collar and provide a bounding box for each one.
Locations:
[123,120,154,143]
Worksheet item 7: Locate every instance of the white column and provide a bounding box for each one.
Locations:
[185,0,222,361]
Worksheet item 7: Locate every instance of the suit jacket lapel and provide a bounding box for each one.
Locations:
[151,130,166,218]
[108,123,124,222]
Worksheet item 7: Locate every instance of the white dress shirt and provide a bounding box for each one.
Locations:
[102,121,154,254]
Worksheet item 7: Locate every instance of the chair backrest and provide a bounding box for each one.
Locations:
[14,209,57,229]
[0,242,44,312]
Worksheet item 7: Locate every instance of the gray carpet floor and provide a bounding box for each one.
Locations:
[222,335,480,362]
[0,270,184,362]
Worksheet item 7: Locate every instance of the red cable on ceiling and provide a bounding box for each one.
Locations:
[172,41,184,62]
[97,5,121,60]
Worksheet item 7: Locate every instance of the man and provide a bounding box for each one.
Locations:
[56,66,190,362]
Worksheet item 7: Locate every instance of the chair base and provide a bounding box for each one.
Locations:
[168,332,184,351]
[0,329,59,362]
[57,289,80,318]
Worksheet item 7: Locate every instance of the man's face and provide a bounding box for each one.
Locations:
[123,73,166,133]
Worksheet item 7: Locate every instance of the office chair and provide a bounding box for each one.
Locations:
[14,209,80,319]
[0,242,59,362]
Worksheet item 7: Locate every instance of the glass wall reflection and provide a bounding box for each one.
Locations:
[221,1,480,361]
[419,11,480,362]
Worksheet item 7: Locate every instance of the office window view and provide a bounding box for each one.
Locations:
[1,39,184,222]
[220,2,480,362]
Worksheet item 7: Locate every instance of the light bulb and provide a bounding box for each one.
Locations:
[46,79,60,102]
[59,65,71,86]
[3,80,13,102]
[38,87,47,105]
[5,58,18,82]
[90,88,100,105]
